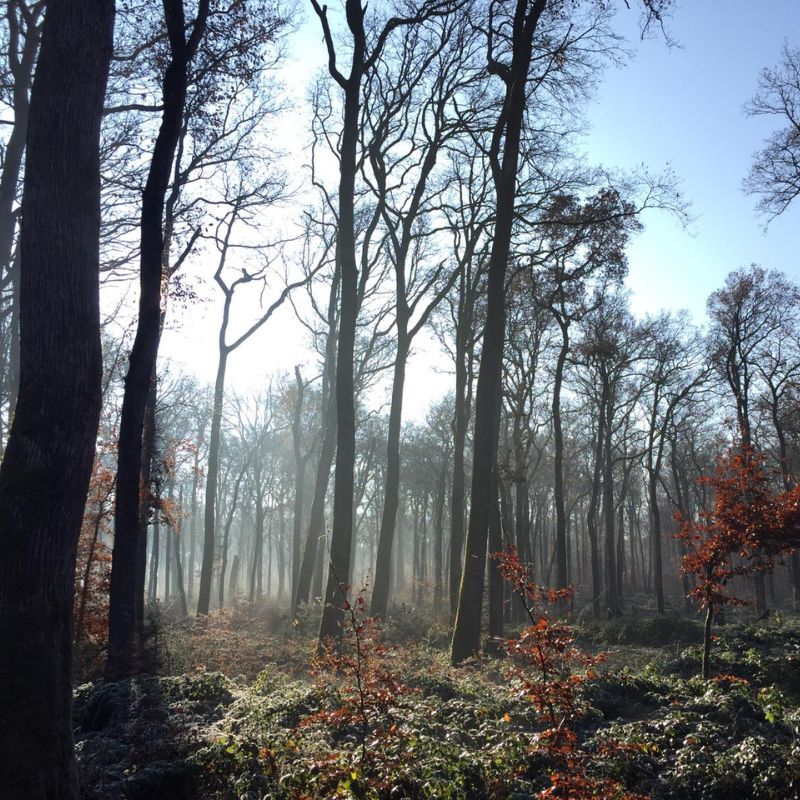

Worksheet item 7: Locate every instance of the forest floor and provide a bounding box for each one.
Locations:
[73,606,800,799]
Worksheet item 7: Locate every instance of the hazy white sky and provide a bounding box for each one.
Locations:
[158,0,800,421]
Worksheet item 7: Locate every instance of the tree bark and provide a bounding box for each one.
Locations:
[107,0,209,677]
[451,0,547,664]
[197,347,228,614]
[552,317,569,590]
[295,392,336,608]
[449,311,469,622]
[316,1,364,648]
[602,372,621,615]
[370,332,409,617]
[291,365,307,603]
[0,0,112,794]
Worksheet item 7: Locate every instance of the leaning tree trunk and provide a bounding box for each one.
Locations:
[107,0,208,678]
[0,1,113,794]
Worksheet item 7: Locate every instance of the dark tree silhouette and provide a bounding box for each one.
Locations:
[745,43,800,219]
[107,0,210,679]
[0,0,114,793]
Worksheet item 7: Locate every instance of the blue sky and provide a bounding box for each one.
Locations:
[161,1,800,418]
[585,0,800,323]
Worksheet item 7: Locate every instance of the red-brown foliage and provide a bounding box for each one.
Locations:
[677,446,800,613]
[494,546,646,800]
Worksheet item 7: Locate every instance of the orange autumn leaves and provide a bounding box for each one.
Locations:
[677,446,800,613]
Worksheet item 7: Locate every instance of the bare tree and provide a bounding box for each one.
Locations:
[745,42,800,219]
[107,0,211,679]
[309,0,459,649]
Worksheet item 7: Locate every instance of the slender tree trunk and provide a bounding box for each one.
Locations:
[317,54,362,649]
[552,318,569,590]
[451,0,547,664]
[108,0,208,677]
[249,501,265,604]
[0,3,41,427]
[371,331,409,617]
[187,443,200,602]
[296,394,336,608]
[291,365,306,604]
[602,382,620,615]
[165,480,173,603]
[587,427,604,619]
[648,471,664,614]
[313,521,326,601]
[148,494,160,604]
[198,347,228,614]
[0,1,112,793]
[277,502,287,600]
[433,456,446,613]
[173,486,188,619]
[449,291,472,621]
[218,460,246,608]
[702,603,713,679]
[230,554,240,604]
[487,470,504,643]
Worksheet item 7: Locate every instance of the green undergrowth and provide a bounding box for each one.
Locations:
[74,616,800,799]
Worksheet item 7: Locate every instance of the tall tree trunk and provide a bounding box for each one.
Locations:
[107,0,209,677]
[602,380,620,615]
[198,346,228,614]
[317,39,363,649]
[371,331,409,617]
[0,1,42,429]
[165,479,173,603]
[587,425,604,619]
[291,365,306,604]
[433,456,446,613]
[552,317,569,590]
[648,470,664,614]
[249,500,265,604]
[187,443,200,602]
[449,318,469,622]
[174,485,188,618]
[451,0,547,664]
[312,521,326,600]
[148,490,160,604]
[295,393,336,608]
[229,553,240,604]
[278,502,288,599]
[217,457,246,609]
[0,0,112,793]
